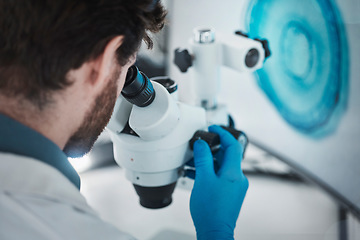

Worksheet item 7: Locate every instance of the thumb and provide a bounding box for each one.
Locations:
[193,140,215,179]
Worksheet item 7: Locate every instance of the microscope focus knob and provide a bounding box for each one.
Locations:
[174,48,193,73]
[189,127,249,153]
[235,30,271,60]
[255,38,271,59]
[189,130,220,151]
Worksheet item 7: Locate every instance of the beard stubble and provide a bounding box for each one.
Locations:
[63,68,120,158]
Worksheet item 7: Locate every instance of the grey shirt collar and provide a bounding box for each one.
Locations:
[0,113,80,189]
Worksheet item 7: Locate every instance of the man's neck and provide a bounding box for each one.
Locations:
[0,95,72,150]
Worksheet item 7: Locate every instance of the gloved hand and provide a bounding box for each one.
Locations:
[189,125,249,240]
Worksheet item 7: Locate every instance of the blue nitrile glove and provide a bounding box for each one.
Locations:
[189,125,249,240]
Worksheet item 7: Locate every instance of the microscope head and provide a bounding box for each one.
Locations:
[107,65,207,209]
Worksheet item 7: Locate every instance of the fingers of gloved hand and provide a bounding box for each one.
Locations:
[209,125,238,149]
[185,160,220,179]
[237,174,250,198]
[219,143,243,176]
[193,139,216,179]
[213,148,224,168]
[187,149,222,179]
[185,169,196,179]
[213,160,221,173]
[209,125,244,178]
[242,174,250,191]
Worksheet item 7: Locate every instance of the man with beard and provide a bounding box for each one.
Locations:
[0,0,249,239]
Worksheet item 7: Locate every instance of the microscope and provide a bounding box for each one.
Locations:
[107,28,270,209]
[174,28,271,126]
[107,65,208,209]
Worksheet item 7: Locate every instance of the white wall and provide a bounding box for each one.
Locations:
[165,0,360,218]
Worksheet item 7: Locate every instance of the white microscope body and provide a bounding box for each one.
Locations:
[107,82,206,187]
[107,67,207,208]
[174,28,269,126]
[107,28,269,208]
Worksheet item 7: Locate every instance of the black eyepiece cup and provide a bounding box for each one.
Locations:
[121,65,155,107]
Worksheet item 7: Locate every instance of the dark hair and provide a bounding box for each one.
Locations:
[0,0,166,108]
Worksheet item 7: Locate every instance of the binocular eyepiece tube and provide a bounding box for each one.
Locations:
[121,65,156,107]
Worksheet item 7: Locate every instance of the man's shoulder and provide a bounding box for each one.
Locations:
[0,152,136,240]
[0,152,84,204]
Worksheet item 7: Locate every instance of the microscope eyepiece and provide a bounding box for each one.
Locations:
[122,65,155,107]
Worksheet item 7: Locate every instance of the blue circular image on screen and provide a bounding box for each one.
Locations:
[246,0,349,136]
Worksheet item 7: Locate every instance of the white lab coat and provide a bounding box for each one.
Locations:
[0,152,136,240]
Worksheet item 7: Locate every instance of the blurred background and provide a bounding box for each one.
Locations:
[69,0,360,239]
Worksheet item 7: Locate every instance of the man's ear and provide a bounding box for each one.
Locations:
[91,36,124,86]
